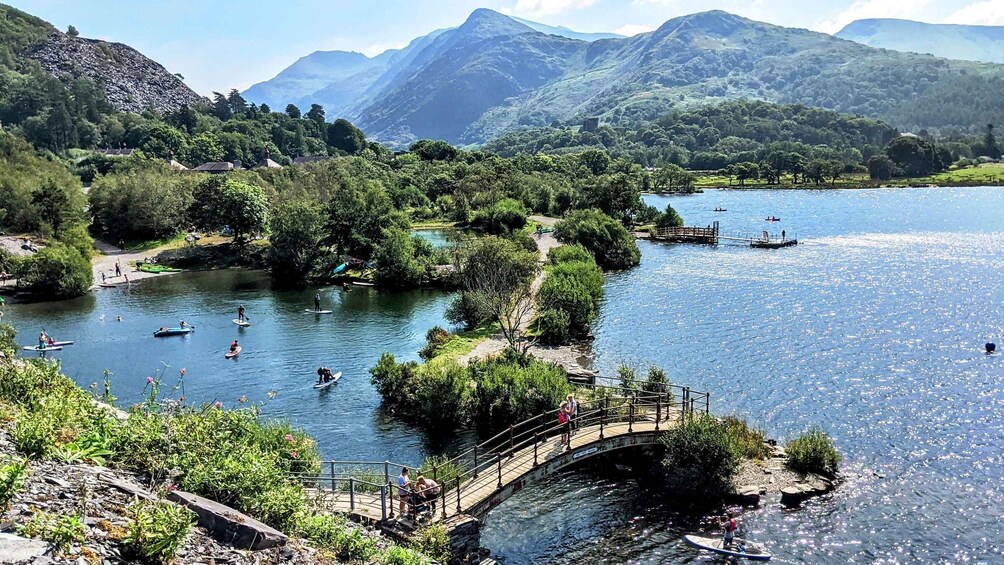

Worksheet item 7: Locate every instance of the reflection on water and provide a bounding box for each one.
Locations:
[483,187,1004,563]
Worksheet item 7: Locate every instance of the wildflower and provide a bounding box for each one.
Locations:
[290,451,299,459]
[214,401,223,409]
[131,403,140,410]
[146,376,154,384]
[284,434,294,443]
[178,396,185,403]
[165,483,178,492]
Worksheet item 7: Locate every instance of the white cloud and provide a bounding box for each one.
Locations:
[946,1,1004,25]
[814,0,934,34]
[512,0,599,16]
[614,23,656,36]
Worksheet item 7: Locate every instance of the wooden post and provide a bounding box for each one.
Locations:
[534,433,539,465]
[388,482,395,519]
[433,464,438,482]
[380,485,387,521]
[329,461,335,491]
[456,476,462,514]
[442,479,448,520]
[349,478,355,511]
[656,396,661,431]
[473,445,479,479]
[497,452,503,489]
[629,400,634,433]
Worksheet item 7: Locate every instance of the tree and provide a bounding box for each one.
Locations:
[211,92,232,120]
[984,123,999,158]
[579,173,643,222]
[189,177,269,242]
[410,140,457,161]
[226,89,247,115]
[44,103,77,152]
[327,119,366,155]
[885,136,947,177]
[867,155,894,180]
[469,198,527,234]
[554,209,640,271]
[186,132,224,164]
[805,159,827,185]
[454,237,539,353]
[373,228,425,289]
[14,243,92,299]
[660,415,741,498]
[306,104,326,125]
[578,149,610,175]
[655,204,684,229]
[285,104,301,119]
[325,180,408,259]
[89,162,195,241]
[66,25,79,37]
[267,200,325,283]
[734,162,759,187]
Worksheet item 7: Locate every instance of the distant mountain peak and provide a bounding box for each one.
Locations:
[459,8,534,36]
[657,10,751,36]
[836,18,1004,64]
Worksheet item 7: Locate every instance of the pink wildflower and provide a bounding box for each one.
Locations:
[146,376,154,384]
[284,434,294,443]
[165,483,178,492]
[290,451,299,459]
[179,368,187,376]
[131,403,140,410]
[214,401,223,409]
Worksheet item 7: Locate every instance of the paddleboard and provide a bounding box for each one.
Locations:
[304,309,334,314]
[49,341,74,347]
[98,283,118,288]
[153,327,194,337]
[351,281,375,287]
[684,535,771,561]
[225,346,242,359]
[232,319,252,327]
[22,346,63,352]
[313,371,342,390]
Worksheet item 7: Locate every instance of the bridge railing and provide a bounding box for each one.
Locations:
[299,381,710,521]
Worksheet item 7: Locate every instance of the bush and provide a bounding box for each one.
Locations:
[547,244,593,265]
[445,292,490,330]
[469,198,527,234]
[267,199,325,283]
[14,242,93,298]
[373,228,425,289]
[419,326,453,360]
[536,257,604,344]
[124,499,195,563]
[385,545,433,565]
[413,524,451,564]
[19,511,85,555]
[553,209,640,270]
[0,457,27,511]
[655,204,684,229]
[89,162,196,241]
[294,512,378,561]
[641,365,670,395]
[660,415,741,499]
[617,365,638,390]
[536,308,570,345]
[470,356,570,435]
[413,361,472,429]
[786,427,841,477]
[721,416,770,460]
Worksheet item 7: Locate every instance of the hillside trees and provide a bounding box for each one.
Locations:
[89,161,196,241]
[189,177,269,241]
[267,199,326,282]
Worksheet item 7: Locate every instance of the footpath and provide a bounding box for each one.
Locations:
[458,216,595,376]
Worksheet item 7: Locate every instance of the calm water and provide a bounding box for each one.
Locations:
[482,187,1004,563]
[6,272,454,463]
[7,188,1004,563]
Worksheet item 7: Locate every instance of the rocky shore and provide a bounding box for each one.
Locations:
[730,443,838,509]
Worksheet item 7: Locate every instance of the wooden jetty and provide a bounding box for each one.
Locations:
[652,221,719,244]
[751,238,798,249]
[646,221,798,249]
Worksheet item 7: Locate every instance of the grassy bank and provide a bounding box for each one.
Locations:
[680,163,1004,191]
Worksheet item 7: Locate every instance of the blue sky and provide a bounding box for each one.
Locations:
[7,0,1001,95]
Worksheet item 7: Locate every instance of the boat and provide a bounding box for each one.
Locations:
[332,263,348,274]
[153,327,194,337]
[714,208,727,212]
[22,345,63,352]
[137,264,183,274]
[351,281,375,287]
[232,319,252,327]
[313,371,343,390]
[304,309,334,314]
[225,346,242,359]
[765,217,781,222]
[684,535,771,561]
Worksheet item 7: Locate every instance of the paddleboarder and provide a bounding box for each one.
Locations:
[314,293,321,312]
[237,305,246,323]
[719,511,740,549]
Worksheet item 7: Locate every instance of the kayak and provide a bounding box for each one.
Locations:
[351,281,375,287]
[232,319,252,327]
[153,327,194,337]
[684,535,771,561]
[332,263,348,274]
[22,345,63,352]
[305,309,334,314]
[313,371,343,390]
[225,346,242,359]
[138,264,182,274]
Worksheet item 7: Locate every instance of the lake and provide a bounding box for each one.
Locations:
[7,187,1004,563]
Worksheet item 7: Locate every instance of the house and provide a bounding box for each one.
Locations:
[192,161,236,173]
[256,149,282,169]
[581,117,600,132]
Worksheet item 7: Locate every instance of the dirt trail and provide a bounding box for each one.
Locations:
[91,239,184,287]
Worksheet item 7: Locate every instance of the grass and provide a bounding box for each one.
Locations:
[683,164,1004,191]
[120,233,188,253]
[424,322,500,369]
[916,163,1004,186]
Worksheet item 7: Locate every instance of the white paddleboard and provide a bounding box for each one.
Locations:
[225,346,242,359]
[232,319,251,327]
[313,371,342,390]
[304,309,334,314]
[23,346,63,352]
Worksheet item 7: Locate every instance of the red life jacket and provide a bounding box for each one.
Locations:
[725,518,737,533]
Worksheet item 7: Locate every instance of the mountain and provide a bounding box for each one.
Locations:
[245,9,1004,146]
[509,16,622,41]
[836,19,1004,64]
[0,3,203,113]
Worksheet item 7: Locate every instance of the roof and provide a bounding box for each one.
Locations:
[167,159,188,171]
[102,148,135,157]
[293,156,332,165]
[257,158,282,169]
[192,161,236,172]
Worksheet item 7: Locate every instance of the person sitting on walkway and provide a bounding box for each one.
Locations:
[415,475,441,514]
[398,467,412,517]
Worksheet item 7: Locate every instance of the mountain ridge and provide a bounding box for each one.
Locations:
[836,18,1004,64]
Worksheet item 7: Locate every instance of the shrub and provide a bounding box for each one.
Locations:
[721,416,770,460]
[373,228,426,289]
[267,199,325,283]
[660,414,741,499]
[0,457,27,511]
[14,242,93,298]
[88,162,195,241]
[655,204,684,229]
[470,356,570,435]
[786,427,841,477]
[536,258,604,343]
[413,361,472,429]
[124,499,195,563]
[413,524,451,564]
[469,198,527,234]
[420,454,467,487]
[617,365,638,390]
[553,209,640,270]
[19,511,85,555]
[547,244,593,265]
[641,366,670,395]
[385,545,433,565]
[536,308,570,345]
[419,326,452,360]
[445,292,490,330]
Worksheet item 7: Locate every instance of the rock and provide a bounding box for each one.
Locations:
[732,485,761,507]
[43,476,71,488]
[98,474,153,500]
[167,490,288,550]
[0,532,49,564]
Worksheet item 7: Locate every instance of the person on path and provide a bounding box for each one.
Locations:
[558,400,571,448]
[124,273,129,285]
[719,511,740,549]
[237,305,246,323]
[101,272,106,284]
[314,293,321,312]
[115,261,121,277]
[398,467,412,516]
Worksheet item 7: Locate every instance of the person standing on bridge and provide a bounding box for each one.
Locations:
[398,467,412,517]
[558,400,571,448]
[781,229,786,242]
[565,394,579,433]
